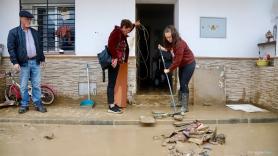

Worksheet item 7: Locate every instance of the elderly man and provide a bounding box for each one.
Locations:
[7,10,47,114]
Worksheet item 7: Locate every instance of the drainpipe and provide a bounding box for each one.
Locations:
[272,0,278,56]
[0,44,3,65]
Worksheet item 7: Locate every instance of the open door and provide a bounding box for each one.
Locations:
[136,4,174,95]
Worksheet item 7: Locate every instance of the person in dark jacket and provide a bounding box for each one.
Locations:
[7,10,47,114]
[107,19,140,114]
[158,25,195,113]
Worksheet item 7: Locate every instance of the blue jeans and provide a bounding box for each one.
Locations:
[20,60,42,107]
[179,61,196,94]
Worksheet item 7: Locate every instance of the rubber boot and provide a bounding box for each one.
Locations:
[180,93,189,113]
[175,90,182,107]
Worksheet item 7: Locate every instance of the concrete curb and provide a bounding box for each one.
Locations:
[0,117,278,125]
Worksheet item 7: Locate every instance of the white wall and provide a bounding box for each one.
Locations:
[0,0,275,57]
[178,0,273,57]
[75,0,136,56]
[0,0,19,56]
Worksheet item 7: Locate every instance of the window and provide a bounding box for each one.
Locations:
[20,0,75,54]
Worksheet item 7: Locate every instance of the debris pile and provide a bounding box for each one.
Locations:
[152,111,184,119]
[154,120,226,156]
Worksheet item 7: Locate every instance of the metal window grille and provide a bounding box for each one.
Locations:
[20,0,75,54]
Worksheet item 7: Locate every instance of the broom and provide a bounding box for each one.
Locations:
[80,64,94,107]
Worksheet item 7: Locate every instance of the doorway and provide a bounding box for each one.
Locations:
[136,4,174,94]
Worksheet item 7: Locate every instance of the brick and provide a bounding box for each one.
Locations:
[0,57,277,110]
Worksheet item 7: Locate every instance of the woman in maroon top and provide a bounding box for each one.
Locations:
[107,19,140,114]
[158,25,196,113]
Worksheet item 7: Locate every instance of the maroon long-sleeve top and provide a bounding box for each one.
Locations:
[168,39,195,71]
[108,26,134,63]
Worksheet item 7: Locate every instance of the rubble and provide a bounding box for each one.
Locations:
[43,133,55,140]
[173,115,184,121]
[154,120,226,156]
[215,134,225,145]
[198,150,209,156]
[152,110,184,119]
[175,142,195,155]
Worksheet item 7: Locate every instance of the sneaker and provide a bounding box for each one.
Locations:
[114,104,122,110]
[108,105,122,114]
[18,106,29,114]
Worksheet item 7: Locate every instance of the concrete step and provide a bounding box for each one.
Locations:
[0,117,277,126]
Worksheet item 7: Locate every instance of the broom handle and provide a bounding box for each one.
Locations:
[87,64,90,100]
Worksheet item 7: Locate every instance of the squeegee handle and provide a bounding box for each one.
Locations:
[159,49,177,112]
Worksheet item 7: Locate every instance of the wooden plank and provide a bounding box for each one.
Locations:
[114,63,128,108]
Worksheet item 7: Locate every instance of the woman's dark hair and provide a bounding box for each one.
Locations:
[163,25,181,49]
[120,19,133,28]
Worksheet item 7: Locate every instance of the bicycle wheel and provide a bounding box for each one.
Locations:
[41,86,55,105]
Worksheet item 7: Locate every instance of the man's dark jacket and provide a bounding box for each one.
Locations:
[7,26,45,66]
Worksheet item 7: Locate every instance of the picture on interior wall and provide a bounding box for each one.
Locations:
[200,17,227,38]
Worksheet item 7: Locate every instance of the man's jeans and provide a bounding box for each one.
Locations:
[20,60,42,107]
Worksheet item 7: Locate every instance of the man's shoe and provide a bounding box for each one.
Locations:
[18,107,29,114]
[35,105,47,113]
[108,105,122,114]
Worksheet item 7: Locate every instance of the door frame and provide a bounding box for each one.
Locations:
[135,0,179,94]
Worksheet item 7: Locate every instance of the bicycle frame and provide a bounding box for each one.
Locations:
[5,72,55,101]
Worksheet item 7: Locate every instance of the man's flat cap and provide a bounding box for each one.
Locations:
[19,10,34,18]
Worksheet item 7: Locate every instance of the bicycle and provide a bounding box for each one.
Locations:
[0,71,55,107]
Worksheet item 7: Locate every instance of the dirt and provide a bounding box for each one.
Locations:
[0,123,277,156]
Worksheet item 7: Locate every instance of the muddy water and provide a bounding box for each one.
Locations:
[0,123,277,156]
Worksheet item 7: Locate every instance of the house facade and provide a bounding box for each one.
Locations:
[0,0,278,110]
